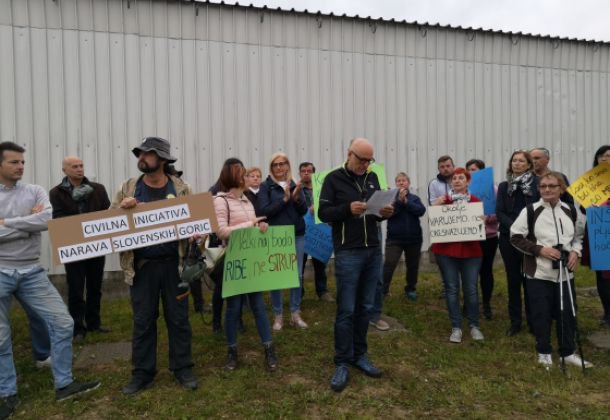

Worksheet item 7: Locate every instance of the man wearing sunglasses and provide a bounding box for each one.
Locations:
[319,138,394,393]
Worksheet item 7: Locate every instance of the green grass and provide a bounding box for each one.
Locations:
[7,266,610,419]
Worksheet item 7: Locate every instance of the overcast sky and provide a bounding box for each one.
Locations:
[213,0,610,42]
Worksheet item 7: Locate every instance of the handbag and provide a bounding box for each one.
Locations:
[204,195,230,274]
[203,245,226,274]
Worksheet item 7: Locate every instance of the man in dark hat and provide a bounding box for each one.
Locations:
[111,137,198,395]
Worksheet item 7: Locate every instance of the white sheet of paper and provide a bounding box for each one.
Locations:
[365,188,398,216]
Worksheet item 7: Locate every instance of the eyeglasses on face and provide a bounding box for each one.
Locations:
[539,184,560,190]
[272,161,288,168]
[350,150,375,164]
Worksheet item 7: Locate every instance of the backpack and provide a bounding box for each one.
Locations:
[526,202,577,240]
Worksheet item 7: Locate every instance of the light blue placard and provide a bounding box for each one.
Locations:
[469,167,496,215]
[587,206,610,271]
[304,212,333,263]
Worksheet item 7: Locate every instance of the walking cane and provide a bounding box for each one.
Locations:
[560,259,586,373]
[558,259,566,372]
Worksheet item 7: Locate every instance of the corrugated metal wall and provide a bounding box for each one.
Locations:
[1,0,608,272]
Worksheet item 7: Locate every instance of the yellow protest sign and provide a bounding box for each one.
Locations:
[567,163,610,208]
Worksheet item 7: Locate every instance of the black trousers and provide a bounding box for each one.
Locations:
[479,237,498,306]
[382,241,422,295]
[302,254,329,297]
[64,256,105,335]
[527,278,576,356]
[596,271,610,322]
[190,278,204,311]
[211,265,243,331]
[499,234,530,327]
[130,258,193,380]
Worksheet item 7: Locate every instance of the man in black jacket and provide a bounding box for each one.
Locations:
[49,156,111,342]
[319,138,394,393]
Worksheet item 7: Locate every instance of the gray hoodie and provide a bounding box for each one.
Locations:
[0,182,52,269]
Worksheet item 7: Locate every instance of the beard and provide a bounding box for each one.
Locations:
[138,160,161,174]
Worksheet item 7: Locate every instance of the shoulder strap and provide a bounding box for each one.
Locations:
[214,194,231,225]
[569,202,577,225]
[526,203,535,240]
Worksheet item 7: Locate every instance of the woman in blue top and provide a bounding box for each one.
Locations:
[257,152,309,331]
[382,172,426,300]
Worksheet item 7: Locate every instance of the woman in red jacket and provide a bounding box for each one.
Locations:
[431,167,484,343]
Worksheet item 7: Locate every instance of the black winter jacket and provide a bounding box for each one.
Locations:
[496,177,540,236]
[49,177,111,218]
[318,164,383,251]
[386,192,426,244]
[257,176,308,235]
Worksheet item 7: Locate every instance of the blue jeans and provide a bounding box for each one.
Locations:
[15,296,51,361]
[225,292,272,347]
[436,255,482,329]
[334,247,382,366]
[271,235,305,315]
[370,252,385,322]
[0,267,74,396]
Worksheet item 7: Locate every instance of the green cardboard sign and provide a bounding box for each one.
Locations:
[312,169,333,224]
[370,163,388,190]
[311,163,388,223]
[221,226,299,298]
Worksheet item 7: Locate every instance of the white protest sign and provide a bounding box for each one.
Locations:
[58,239,114,263]
[48,192,218,265]
[428,201,485,244]
[81,215,130,238]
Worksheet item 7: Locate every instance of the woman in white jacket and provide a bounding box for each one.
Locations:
[510,172,592,368]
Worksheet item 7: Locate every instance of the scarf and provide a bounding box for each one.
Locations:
[62,178,94,213]
[449,192,471,204]
[507,171,534,197]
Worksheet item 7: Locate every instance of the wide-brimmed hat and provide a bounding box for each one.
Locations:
[132,137,177,163]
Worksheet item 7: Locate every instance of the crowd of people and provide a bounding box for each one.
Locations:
[0,136,607,417]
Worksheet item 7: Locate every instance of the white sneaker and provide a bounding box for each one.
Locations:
[369,319,390,331]
[470,327,484,341]
[562,353,593,368]
[35,356,52,369]
[272,315,283,332]
[290,312,308,329]
[449,328,462,343]
[537,353,553,367]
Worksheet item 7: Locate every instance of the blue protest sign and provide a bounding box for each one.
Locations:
[304,212,333,263]
[469,167,496,215]
[586,206,610,270]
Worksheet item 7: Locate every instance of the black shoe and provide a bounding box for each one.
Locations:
[88,326,111,333]
[351,355,382,378]
[330,365,349,392]
[56,381,100,401]
[225,347,238,370]
[175,369,198,390]
[73,333,85,344]
[0,395,17,420]
[264,344,278,371]
[506,324,522,337]
[122,377,154,395]
[483,304,492,320]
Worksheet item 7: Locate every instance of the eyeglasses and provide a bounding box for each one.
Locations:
[272,161,288,168]
[539,184,560,190]
[350,150,375,164]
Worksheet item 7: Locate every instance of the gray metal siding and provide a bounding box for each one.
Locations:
[0,0,608,272]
